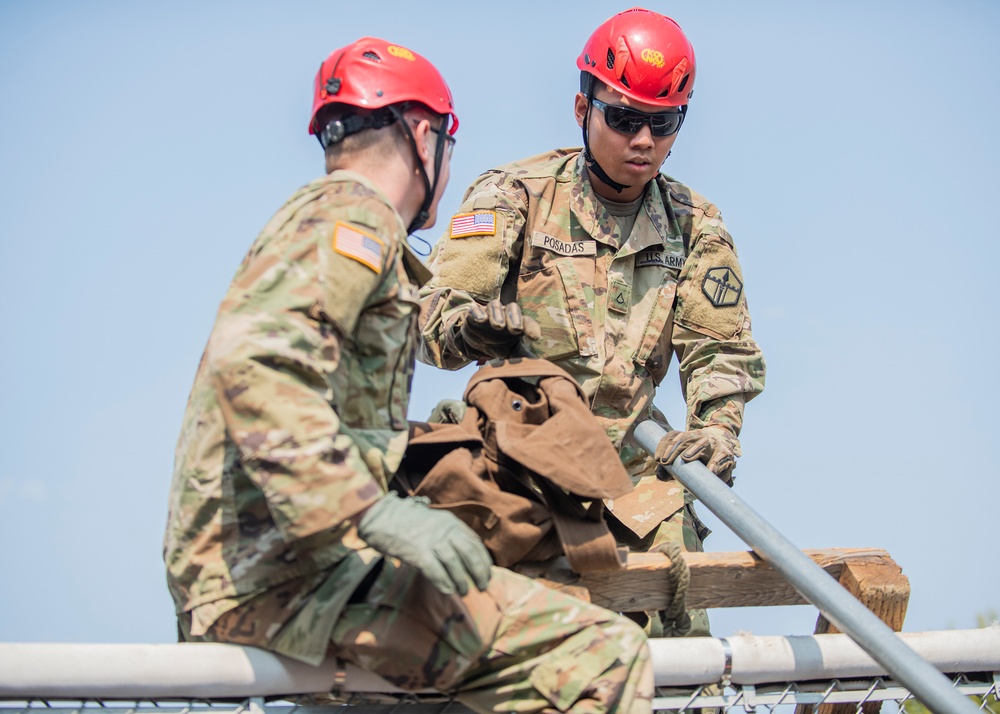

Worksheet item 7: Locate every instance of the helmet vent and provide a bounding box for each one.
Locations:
[606,48,615,70]
[677,74,689,93]
[620,73,631,89]
[362,51,382,63]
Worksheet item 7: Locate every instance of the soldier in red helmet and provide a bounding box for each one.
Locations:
[165,37,653,714]
[420,9,767,637]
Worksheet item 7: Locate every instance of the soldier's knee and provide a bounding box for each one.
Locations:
[530,614,650,712]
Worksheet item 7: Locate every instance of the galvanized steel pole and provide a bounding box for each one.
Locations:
[633,420,978,714]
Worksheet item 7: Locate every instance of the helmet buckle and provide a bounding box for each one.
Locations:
[320,120,346,147]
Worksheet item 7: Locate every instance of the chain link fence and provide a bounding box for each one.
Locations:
[3,673,997,714]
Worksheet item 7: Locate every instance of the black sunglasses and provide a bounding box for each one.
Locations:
[591,98,685,137]
[430,126,456,157]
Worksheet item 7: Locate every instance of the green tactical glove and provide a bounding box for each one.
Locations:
[357,492,492,596]
[428,398,467,424]
[454,299,541,361]
[655,427,742,485]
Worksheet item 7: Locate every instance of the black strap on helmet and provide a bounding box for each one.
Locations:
[387,104,450,236]
[317,107,397,149]
[580,72,631,194]
[317,101,449,237]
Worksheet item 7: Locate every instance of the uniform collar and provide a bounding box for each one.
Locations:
[569,154,624,248]
[324,169,406,235]
[569,153,676,252]
[632,176,677,253]
[400,242,432,286]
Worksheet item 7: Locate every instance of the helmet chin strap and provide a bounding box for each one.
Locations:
[581,91,632,194]
[388,105,448,236]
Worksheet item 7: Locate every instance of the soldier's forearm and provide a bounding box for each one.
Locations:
[691,395,745,437]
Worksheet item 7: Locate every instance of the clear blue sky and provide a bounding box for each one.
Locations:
[2,1,998,644]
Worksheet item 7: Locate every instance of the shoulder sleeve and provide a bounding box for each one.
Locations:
[673,197,742,341]
[670,193,766,434]
[418,172,529,368]
[427,172,526,298]
[205,312,383,540]
[316,198,401,335]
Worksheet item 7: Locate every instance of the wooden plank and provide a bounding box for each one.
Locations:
[517,547,899,612]
[682,548,899,611]
[525,547,911,714]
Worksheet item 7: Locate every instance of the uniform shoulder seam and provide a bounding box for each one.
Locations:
[490,147,580,180]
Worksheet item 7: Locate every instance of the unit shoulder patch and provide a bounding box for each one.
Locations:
[530,232,597,257]
[674,237,746,341]
[333,222,384,274]
[450,211,497,238]
[702,267,743,307]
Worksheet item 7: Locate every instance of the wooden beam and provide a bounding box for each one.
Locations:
[519,547,902,612]
[804,560,910,714]
[524,547,911,714]
[813,560,910,634]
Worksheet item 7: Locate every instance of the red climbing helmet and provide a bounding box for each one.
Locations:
[308,36,458,136]
[576,8,696,108]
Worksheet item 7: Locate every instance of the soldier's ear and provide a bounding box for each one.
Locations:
[574,93,589,128]
[412,118,435,166]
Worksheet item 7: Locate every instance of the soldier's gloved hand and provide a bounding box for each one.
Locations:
[456,299,541,360]
[357,492,492,596]
[655,427,742,485]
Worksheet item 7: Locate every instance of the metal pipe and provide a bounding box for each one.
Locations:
[2,630,997,697]
[633,419,979,714]
[648,627,1000,686]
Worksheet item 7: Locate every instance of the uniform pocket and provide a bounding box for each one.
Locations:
[632,278,678,385]
[386,286,420,428]
[346,281,420,429]
[517,266,581,361]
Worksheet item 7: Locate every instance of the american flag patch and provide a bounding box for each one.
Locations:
[333,222,383,273]
[450,211,497,238]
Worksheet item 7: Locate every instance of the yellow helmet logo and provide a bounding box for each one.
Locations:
[641,48,665,69]
[387,45,416,61]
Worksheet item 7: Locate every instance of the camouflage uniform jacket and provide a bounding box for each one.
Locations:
[420,149,765,470]
[164,170,430,633]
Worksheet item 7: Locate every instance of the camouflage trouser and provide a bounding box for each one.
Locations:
[184,560,654,714]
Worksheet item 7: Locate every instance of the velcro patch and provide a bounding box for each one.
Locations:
[702,267,743,307]
[636,249,685,270]
[674,238,745,340]
[530,232,597,257]
[333,222,383,273]
[450,211,496,238]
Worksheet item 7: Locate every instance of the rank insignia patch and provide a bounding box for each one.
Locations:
[333,222,383,273]
[702,267,742,307]
[608,278,631,314]
[450,211,496,238]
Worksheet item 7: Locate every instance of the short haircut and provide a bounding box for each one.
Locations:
[318,102,446,170]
